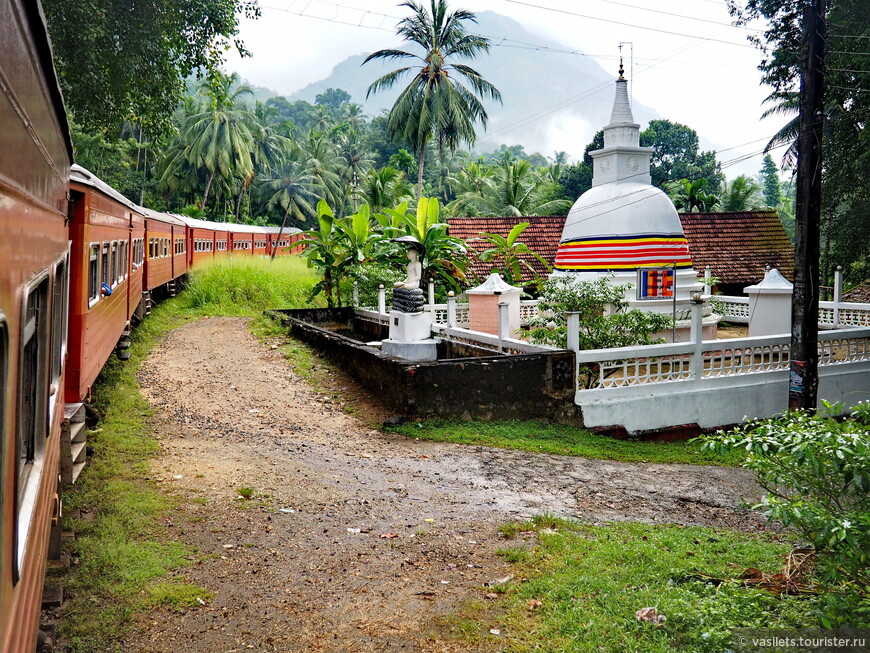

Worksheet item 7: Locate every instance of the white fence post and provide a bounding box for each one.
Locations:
[498,302,510,352]
[690,294,704,380]
[566,312,581,353]
[352,281,359,307]
[447,291,456,328]
[378,284,386,315]
[704,265,712,295]
[567,312,581,393]
[428,279,435,307]
[834,266,843,328]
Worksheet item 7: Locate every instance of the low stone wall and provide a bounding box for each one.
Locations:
[266,308,581,425]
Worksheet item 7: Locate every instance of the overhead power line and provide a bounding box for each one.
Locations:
[588,0,762,32]
[500,0,756,48]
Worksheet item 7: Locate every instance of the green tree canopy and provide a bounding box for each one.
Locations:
[640,119,723,192]
[364,0,502,198]
[43,0,259,137]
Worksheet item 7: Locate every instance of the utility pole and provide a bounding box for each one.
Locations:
[789,0,827,411]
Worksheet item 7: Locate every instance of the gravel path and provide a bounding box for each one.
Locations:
[123,317,764,652]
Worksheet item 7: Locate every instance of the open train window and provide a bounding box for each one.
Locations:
[16,276,49,583]
[50,258,68,384]
[101,243,109,287]
[88,244,100,306]
[111,242,118,286]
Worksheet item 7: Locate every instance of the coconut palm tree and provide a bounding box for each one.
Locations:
[182,73,260,211]
[721,175,762,212]
[363,166,414,214]
[261,145,318,253]
[364,0,501,199]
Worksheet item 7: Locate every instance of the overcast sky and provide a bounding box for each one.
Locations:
[226,0,789,177]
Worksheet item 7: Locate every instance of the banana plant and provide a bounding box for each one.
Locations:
[299,199,343,307]
[477,221,550,288]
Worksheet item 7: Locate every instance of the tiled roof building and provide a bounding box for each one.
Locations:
[447,210,794,293]
[447,216,564,284]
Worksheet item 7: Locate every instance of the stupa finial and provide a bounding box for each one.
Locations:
[618,57,625,80]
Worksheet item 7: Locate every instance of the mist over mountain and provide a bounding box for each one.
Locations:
[283,11,661,161]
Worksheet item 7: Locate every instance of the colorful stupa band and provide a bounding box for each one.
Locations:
[554,234,693,271]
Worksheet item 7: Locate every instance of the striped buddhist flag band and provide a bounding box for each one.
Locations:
[554,234,693,271]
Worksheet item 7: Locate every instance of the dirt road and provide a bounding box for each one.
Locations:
[123,317,764,652]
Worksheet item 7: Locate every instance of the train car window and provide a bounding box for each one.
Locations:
[16,277,49,582]
[0,316,5,579]
[101,243,110,286]
[88,244,100,305]
[50,259,68,383]
[111,242,118,285]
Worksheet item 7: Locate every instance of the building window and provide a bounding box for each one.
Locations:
[88,244,99,304]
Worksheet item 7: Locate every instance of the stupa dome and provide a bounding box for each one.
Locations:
[555,182,691,271]
[553,64,692,273]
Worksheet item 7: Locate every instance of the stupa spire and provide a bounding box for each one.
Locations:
[609,64,635,126]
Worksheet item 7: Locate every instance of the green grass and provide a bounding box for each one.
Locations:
[61,300,208,652]
[179,255,323,317]
[386,420,744,466]
[61,257,327,650]
[469,517,818,652]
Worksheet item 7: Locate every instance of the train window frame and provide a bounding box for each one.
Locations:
[88,243,100,307]
[101,242,110,287]
[110,241,118,287]
[15,274,50,584]
[0,315,7,582]
[50,256,69,388]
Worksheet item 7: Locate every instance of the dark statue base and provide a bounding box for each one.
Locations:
[392,287,425,313]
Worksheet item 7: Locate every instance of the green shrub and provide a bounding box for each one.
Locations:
[701,405,870,625]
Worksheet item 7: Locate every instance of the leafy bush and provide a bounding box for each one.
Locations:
[701,406,870,625]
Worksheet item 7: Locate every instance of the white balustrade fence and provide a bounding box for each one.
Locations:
[571,300,870,433]
[717,295,870,328]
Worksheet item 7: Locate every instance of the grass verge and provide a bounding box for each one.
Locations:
[59,301,210,652]
[457,516,818,652]
[386,420,744,466]
[179,255,322,317]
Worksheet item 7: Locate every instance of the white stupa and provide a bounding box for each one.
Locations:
[553,62,717,339]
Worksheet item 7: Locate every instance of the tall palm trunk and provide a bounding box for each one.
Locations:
[201,169,217,209]
[416,142,427,200]
[271,204,292,261]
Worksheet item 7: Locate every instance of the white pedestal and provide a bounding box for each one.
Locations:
[381,338,439,361]
[388,310,432,342]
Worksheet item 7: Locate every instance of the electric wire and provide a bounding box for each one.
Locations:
[500,0,756,48]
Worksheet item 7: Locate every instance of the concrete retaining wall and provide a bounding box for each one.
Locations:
[266,309,581,424]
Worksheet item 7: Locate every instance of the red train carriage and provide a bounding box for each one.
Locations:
[0,1,73,651]
[182,216,218,268]
[142,209,188,297]
[67,166,145,402]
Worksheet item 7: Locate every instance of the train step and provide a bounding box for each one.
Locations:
[61,403,89,485]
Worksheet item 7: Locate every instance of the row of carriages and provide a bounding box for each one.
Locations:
[67,164,304,404]
[2,5,306,646]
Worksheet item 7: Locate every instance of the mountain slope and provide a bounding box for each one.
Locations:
[286,11,660,159]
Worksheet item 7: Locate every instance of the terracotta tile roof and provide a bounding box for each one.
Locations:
[447,216,565,283]
[844,281,870,303]
[679,211,794,285]
[448,210,795,287]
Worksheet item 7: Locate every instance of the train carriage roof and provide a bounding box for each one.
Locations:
[71,164,141,212]
[174,215,301,236]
